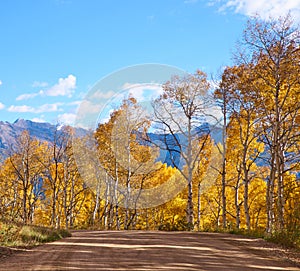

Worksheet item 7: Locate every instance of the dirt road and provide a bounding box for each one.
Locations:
[1,231,299,271]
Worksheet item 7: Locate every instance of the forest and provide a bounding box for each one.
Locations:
[0,15,299,242]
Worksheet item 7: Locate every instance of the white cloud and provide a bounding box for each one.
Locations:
[0,80,2,86]
[31,117,47,123]
[15,74,76,101]
[45,74,76,97]
[75,83,163,129]
[32,81,48,88]
[38,103,63,113]
[8,103,63,113]
[75,99,106,129]
[67,100,82,106]
[210,0,300,21]
[77,100,103,115]
[16,91,43,101]
[8,105,34,113]
[122,83,163,102]
[184,0,198,4]
[91,90,117,100]
[0,102,5,110]
[58,113,77,125]
[205,105,223,125]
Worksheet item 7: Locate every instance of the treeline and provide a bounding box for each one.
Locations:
[0,15,299,235]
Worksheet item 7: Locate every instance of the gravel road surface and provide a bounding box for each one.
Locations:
[1,231,299,271]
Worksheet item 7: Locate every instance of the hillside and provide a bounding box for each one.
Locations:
[0,119,222,163]
[0,119,86,159]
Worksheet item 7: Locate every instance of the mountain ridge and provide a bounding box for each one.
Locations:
[0,119,87,159]
[0,119,222,164]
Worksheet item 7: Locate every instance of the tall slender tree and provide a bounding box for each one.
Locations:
[8,131,46,224]
[153,70,213,230]
[223,14,300,232]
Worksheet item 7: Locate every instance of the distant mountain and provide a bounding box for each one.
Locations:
[142,123,223,168]
[0,119,87,159]
[0,119,223,167]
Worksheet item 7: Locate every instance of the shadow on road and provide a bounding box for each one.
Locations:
[1,231,299,271]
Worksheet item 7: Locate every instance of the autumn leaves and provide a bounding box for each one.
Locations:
[0,15,299,233]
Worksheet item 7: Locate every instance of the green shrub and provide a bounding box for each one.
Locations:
[0,222,71,247]
[265,230,300,249]
[0,223,20,244]
[158,219,190,231]
[20,226,71,244]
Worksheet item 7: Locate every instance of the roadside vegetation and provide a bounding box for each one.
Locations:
[0,14,300,252]
[0,221,71,247]
[224,228,300,250]
[265,230,300,250]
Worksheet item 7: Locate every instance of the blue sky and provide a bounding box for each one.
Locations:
[0,0,299,125]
